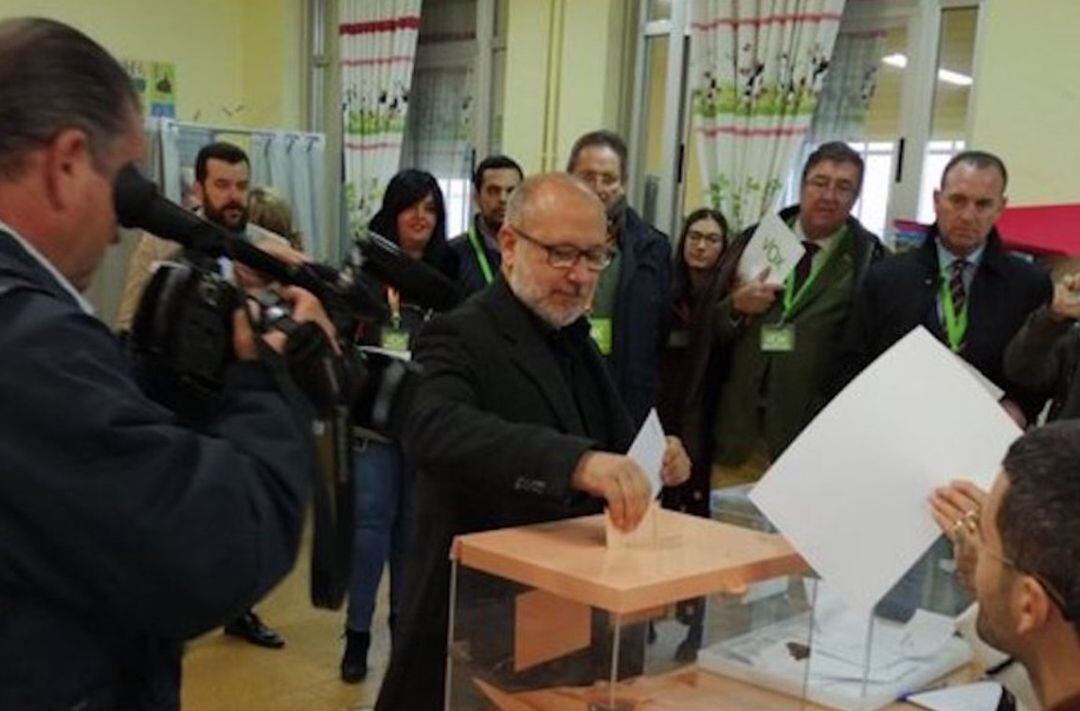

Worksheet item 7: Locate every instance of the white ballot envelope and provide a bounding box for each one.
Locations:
[627,408,665,500]
[750,327,1022,616]
[737,212,806,286]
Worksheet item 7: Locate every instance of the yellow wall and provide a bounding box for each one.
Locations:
[969,0,1080,205]
[502,0,631,174]
[0,0,303,129]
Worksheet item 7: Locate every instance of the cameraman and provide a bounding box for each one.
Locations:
[0,18,330,711]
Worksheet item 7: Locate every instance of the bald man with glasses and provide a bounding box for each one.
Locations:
[375,173,690,710]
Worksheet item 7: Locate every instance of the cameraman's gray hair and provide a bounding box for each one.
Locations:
[0,17,138,180]
[504,172,604,228]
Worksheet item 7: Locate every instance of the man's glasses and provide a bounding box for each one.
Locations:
[509,225,613,272]
[804,177,858,199]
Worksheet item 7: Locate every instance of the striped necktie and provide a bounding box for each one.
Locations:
[948,259,969,315]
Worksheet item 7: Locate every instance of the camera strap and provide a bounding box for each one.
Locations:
[247,309,354,610]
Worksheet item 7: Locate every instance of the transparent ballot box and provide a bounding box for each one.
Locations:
[446,507,815,710]
[699,489,979,711]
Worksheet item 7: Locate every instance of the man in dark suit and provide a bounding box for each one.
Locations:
[448,154,524,295]
[374,173,691,710]
[568,130,671,428]
[838,150,1051,425]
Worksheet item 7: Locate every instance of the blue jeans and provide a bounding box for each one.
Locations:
[346,439,414,634]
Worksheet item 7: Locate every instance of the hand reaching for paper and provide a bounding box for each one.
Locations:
[661,436,691,487]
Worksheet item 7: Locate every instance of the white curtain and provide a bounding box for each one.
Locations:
[399,0,476,181]
[400,64,474,180]
[690,0,846,231]
[808,28,886,143]
[249,132,329,259]
[340,0,423,236]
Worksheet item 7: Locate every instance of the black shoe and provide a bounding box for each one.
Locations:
[340,629,371,684]
[224,610,285,649]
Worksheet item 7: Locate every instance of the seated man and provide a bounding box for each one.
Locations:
[375,173,690,710]
[932,422,1080,711]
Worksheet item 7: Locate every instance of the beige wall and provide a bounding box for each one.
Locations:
[502,0,631,174]
[969,0,1080,205]
[0,0,303,129]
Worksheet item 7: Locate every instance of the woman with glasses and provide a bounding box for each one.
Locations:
[658,207,730,662]
[341,169,461,683]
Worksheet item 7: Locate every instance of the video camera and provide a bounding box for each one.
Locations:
[113,164,462,608]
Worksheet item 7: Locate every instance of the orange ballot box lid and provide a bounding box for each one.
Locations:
[452,508,808,615]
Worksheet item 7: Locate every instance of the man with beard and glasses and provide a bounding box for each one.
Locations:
[116,142,295,650]
[567,130,671,429]
[932,423,1080,711]
[374,173,691,710]
[115,142,294,332]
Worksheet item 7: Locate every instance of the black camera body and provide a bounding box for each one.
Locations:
[131,259,238,397]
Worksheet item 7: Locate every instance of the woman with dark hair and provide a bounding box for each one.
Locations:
[341,169,459,683]
[657,206,729,662]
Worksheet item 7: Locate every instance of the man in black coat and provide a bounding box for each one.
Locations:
[374,173,690,710]
[0,18,332,710]
[838,150,1052,425]
[568,130,671,427]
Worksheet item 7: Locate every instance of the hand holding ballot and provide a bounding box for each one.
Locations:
[732,267,783,317]
[571,452,652,532]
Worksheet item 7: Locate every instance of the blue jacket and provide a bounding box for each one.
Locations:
[0,232,313,710]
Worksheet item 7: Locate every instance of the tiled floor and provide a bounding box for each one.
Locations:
[181,539,391,711]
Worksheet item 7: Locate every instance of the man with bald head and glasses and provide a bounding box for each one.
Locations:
[932,422,1080,711]
[375,172,691,710]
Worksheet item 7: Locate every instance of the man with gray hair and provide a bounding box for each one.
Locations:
[375,173,690,710]
[0,18,329,709]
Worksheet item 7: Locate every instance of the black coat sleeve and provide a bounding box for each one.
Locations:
[403,315,594,503]
[0,292,313,640]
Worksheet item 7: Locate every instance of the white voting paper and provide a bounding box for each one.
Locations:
[905,681,1003,711]
[749,326,1021,616]
[627,408,665,500]
[737,211,806,286]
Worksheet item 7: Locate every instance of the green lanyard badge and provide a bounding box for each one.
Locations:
[467,226,495,285]
[940,268,968,353]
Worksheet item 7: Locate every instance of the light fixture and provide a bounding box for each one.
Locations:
[937,68,973,86]
[880,53,972,86]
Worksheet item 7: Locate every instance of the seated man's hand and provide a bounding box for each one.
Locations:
[233,286,338,360]
[661,436,691,487]
[930,479,987,597]
[570,452,652,532]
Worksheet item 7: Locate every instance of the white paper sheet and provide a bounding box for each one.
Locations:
[749,326,1021,616]
[905,681,1003,711]
[737,212,806,286]
[627,408,665,499]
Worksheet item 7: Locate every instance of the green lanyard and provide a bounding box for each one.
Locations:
[466,225,495,285]
[939,267,969,353]
[781,231,846,319]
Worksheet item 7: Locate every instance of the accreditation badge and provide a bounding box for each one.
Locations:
[760,323,796,353]
[588,317,613,355]
[380,327,411,353]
